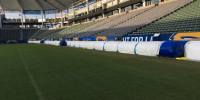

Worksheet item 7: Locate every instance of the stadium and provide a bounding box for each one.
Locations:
[0,0,200,99]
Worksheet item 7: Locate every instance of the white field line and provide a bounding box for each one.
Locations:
[30,53,44,64]
[16,46,44,100]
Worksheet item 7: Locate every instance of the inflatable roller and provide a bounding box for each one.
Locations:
[94,41,107,51]
[136,41,164,56]
[66,41,72,47]
[117,42,138,54]
[28,41,41,44]
[159,41,184,58]
[60,41,67,46]
[85,41,96,49]
[40,40,44,44]
[184,41,200,61]
[104,41,121,52]
[79,41,87,48]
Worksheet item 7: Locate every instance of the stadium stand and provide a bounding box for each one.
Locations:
[65,14,127,38]
[0,0,197,40]
[31,30,47,39]
[64,7,156,38]
[0,29,21,41]
[22,29,40,39]
[32,29,64,39]
[131,0,200,34]
[57,0,193,38]
[45,20,103,39]
[0,29,41,41]
[95,0,193,37]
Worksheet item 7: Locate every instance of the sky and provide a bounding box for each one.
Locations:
[5,12,67,19]
[4,1,94,19]
[5,8,74,19]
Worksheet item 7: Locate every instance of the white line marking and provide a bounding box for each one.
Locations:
[30,53,44,64]
[16,46,44,100]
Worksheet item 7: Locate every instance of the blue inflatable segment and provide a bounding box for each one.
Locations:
[60,41,67,46]
[159,41,184,58]
[178,41,188,46]
[176,41,188,57]
[40,40,44,44]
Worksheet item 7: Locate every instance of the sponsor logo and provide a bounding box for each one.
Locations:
[29,10,36,13]
[96,36,107,41]
[171,32,200,40]
[123,36,153,42]
[73,38,79,41]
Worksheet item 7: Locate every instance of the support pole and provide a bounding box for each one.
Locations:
[143,0,146,7]
[41,10,43,27]
[86,0,89,15]
[61,11,63,28]
[0,13,2,28]
[21,10,23,28]
[55,10,56,22]
[44,13,46,22]
[102,13,105,18]
[73,7,75,18]
[118,8,121,13]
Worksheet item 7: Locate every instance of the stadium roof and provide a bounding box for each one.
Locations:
[0,0,85,11]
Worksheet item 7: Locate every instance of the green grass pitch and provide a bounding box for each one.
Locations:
[0,43,200,100]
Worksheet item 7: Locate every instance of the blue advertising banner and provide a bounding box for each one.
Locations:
[159,33,174,41]
[65,32,200,41]
[122,34,156,42]
[122,33,176,42]
[44,9,60,14]
[23,10,41,15]
[78,37,96,41]
[73,36,119,41]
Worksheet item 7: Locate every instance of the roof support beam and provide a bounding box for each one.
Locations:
[34,0,44,10]
[0,2,4,14]
[16,0,24,10]
[44,0,66,11]
[44,0,61,11]
[68,0,86,9]
[54,0,68,9]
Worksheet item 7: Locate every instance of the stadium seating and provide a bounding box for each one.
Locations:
[31,30,47,39]
[33,29,64,39]
[65,7,154,38]
[0,29,42,41]
[65,14,126,38]
[22,29,40,39]
[131,0,199,34]
[97,0,193,36]
[45,20,102,39]
[0,29,21,41]
[62,0,193,38]
[1,0,196,41]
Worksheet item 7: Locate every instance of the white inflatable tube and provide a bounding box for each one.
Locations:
[136,41,164,56]
[104,41,121,52]
[74,41,80,48]
[94,41,107,51]
[44,41,51,45]
[71,41,75,47]
[118,42,138,54]
[66,41,72,47]
[54,41,61,46]
[86,41,96,49]
[185,41,200,61]
[28,41,41,44]
[79,41,87,48]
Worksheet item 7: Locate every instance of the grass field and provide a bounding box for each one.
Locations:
[0,43,200,100]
